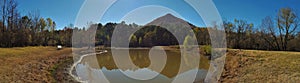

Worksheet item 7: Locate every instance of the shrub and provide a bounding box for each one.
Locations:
[202,45,212,55]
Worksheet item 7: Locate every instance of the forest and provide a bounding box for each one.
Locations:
[1,0,299,51]
[77,7,300,51]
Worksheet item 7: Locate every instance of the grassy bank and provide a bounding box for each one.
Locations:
[0,46,73,82]
[220,49,300,82]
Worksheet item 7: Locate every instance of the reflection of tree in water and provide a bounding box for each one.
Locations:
[80,49,209,78]
[130,49,150,68]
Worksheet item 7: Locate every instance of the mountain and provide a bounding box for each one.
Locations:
[146,13,196,28]
[141,13,198,45]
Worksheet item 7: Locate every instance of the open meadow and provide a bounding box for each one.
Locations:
[220,50,300,82]
[0,47,74,82]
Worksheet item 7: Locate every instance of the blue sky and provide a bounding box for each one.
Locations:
[18,0,300,29]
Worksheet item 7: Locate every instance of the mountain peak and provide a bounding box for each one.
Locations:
[158,13,180,21]
[164,13,176,18]
[146,13,189,27]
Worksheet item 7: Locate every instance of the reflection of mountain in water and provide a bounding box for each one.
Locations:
[76,64,208,83]
[80,49,209,78]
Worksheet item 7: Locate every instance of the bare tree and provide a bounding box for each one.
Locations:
[0,0,18,47]
[0,0,7,32]
[261,16,281,50]
[233,19,253,49]
[28,11,41,45]
[276,8,299,50]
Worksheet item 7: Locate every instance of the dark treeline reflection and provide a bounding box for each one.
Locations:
[80,49,210,78]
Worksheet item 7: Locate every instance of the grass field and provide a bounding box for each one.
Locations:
[0,46,72,82]
[220,49,300,83]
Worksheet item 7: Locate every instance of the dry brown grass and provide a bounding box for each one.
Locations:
[220,49,300,83]
[0,46,72,82]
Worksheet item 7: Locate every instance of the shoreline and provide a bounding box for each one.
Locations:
[51,57,79,83]
[53,50,108,83]
[54,46,205,82]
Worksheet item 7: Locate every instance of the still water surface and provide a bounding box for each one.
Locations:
[75,49,210,83]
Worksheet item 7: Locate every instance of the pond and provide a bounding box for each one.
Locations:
[73,48,210,83]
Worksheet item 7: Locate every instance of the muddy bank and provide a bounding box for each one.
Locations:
[52,57,79,83]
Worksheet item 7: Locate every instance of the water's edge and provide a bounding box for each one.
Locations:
[69,50,108,83]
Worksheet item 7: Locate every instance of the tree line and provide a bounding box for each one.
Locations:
[223,8,299,51]
[1,0,299,51]
[93,7,300,51]
[0,0,74,47]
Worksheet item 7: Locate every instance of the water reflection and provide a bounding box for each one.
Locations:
[76,49,210,83]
